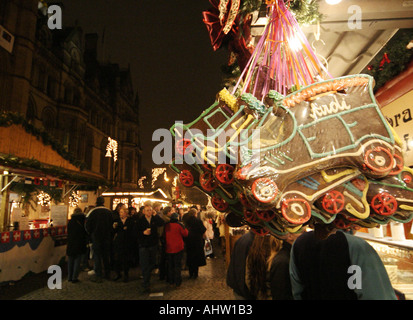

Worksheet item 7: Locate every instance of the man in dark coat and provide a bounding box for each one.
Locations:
[85,196,113,282]
[136,201,165,293]
[226,230,255,299]
[290,227,397,300]
[66,207,87,283]
[184,209,207,279]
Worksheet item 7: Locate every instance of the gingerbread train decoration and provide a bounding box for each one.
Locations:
[170,75,412,236]
[168,1,413,236]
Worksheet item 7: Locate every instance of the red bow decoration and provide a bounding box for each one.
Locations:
[379,52,391,70]
[202,0,254,70]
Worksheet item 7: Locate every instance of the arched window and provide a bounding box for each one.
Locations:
[37,65,46,92]
[124,152,134,182]
[126,129,134,143]
[68,118,78,155]
[26,96,37,123]
[47,75,57,99]
[31,62,39,87]
[70,48,81,74]
[73,88,81,106]
[64,84,73,104]
[38,26,52,48]
[41,106,56,133]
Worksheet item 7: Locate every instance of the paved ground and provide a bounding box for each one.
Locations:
[1,247,235,301]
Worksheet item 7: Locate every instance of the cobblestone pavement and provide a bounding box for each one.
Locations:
[4,249,235,301]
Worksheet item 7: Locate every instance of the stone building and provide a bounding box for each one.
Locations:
[0,0,141,228]
[0,0,141,190]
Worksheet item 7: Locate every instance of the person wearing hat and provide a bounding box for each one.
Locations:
[164,211,188,288]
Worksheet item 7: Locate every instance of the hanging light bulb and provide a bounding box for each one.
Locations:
[288,35,303,52]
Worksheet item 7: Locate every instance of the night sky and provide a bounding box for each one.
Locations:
[59,0,229,173]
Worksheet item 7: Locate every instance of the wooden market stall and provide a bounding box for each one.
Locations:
[0,120,108,284]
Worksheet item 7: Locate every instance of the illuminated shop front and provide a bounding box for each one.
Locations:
[102,188,172,210]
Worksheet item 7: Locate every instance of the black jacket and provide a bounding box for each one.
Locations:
[66,213,87,256]
[136,214,165,247]
[112,216,135,256]
[85,206,113,245]
[269,241,293,300]
[226,231,255,299]
[291,230,358,300]
[185,215,207,268]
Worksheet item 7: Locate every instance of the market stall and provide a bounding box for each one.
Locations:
[0,119,108,284]
[357,54,413,300]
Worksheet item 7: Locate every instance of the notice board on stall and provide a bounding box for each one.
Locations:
[50,205,68,226]
[381,90,413,167]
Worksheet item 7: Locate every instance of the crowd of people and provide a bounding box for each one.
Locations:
[67,196,398,300]
[226,224,398,300]
[66,197,223,294]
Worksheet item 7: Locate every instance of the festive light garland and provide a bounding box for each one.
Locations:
[37,191,51,206]
[105,137,118,162]
[152,168,166,188]
[138,176,147,188]
[69,191,81,207]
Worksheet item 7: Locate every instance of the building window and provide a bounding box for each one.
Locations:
[124,152,133,182]
[26,97,37,123]
[47,75,57,99]
[73,91,80,106]
[64,85,73,104]
[31,63,39,87]
[41,107,55,132]
[37,67,46,92]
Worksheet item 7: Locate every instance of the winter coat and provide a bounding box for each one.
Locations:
[290,230,397,300]
[136,214,165,248]
[129,214,140,251]
[185,215,207,268]
[85,206,113,245]
[66,213,87,256]
[164,218,188,254]
[112,216,135,257]
[269,241,293,300]
[226,231,255,299]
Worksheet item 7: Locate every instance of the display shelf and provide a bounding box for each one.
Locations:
[356,231,413,250]
[356,231,413,300]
